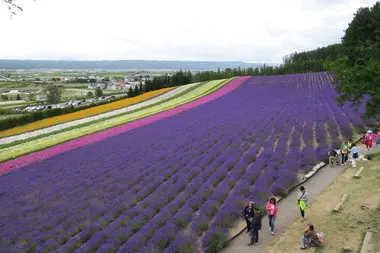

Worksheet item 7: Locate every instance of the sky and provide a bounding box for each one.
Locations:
[0,0,377,63]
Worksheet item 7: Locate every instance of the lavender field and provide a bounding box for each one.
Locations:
[0,72,375,253]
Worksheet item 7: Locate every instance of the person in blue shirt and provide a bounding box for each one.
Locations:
[351,144,359,167]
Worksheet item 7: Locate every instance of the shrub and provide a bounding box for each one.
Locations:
[202,228,227,253]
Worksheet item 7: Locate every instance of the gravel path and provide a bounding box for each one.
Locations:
[221,144,378,253]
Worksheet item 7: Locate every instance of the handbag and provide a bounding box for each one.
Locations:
[299,200,308,211]
[362,139,367,145]
[297,191,305,204]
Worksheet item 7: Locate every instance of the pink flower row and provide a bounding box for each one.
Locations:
[0,77,250,176]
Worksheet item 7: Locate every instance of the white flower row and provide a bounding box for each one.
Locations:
[0,83,200,145]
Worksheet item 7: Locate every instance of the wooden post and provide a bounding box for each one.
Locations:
[360,231,372,253]
[354,167,364,178]
[307,247,316,253]
[333,194,348,212]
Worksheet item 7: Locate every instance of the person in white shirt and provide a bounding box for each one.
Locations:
[297,186,309,222]
[351,144,359,167]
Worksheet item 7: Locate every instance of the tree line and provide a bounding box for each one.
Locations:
[142,2,380,119]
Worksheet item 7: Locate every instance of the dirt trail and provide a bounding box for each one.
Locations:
[221,144,379,253]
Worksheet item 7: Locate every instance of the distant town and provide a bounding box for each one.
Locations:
[0,69,169,103]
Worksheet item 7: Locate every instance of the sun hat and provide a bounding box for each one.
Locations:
[368,130,373,133]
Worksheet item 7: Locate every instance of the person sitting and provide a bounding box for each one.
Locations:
[328,149,338,167]
[300,224,321,249]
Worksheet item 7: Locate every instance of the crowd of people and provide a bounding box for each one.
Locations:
[243,185,322,248]
[241,128,380,249]
[328,128,380,168]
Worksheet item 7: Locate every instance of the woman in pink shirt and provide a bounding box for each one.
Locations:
[266,197,278,235]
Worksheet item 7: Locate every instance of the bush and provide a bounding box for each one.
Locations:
[202,228,227,253]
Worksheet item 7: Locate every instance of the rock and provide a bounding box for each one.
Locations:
[343,245,353,252]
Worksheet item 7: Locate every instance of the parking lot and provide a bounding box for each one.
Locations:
[11,94,124,113]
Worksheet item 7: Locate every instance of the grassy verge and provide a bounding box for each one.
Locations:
[264,157,380,253]
[0,78,233,162]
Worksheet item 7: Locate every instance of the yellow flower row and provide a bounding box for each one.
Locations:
[0,88,174,138]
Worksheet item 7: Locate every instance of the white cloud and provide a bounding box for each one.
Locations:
[0,0,377,62]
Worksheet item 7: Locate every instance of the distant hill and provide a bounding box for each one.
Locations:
[0,59,266,70]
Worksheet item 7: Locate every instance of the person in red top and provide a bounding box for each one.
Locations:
[365,130,375,151]
[266,197,278,235]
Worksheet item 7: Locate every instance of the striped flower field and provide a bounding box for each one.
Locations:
[0,73,377,253]
[0,87,174,138]
[0,78,233,162]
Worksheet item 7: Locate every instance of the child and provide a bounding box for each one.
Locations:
[248,208,262,246]
[376,130,380,147]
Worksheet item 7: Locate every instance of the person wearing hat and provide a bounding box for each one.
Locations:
[364,130,374,151]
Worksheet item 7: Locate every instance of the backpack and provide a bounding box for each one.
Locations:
[316,232,324,244]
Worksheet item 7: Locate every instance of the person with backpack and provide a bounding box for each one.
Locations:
[243,201,254,233]
[340,141,349,165]
[300,224,323,249]
[328,149,338,167]
[266,197,278,235]
[297,186,309,222]
[247,207,262,246]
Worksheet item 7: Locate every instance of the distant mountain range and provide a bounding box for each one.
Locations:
[0,59,271,70]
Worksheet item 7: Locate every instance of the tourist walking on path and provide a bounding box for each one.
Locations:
[340,141,349,165]
[243,201,254,233]
[351,144,359,167]
[297,186,309,222]
[266,197,278,235]
[364,130,375,151]
[248,208,262,246]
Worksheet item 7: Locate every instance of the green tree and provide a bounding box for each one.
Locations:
[95,87,103,97]
[46,85,61,104]
[331,2,380,119]
[127,86,134,97]
[87,91,94,98]
[1,95,8,101]
[16,94,21,100]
